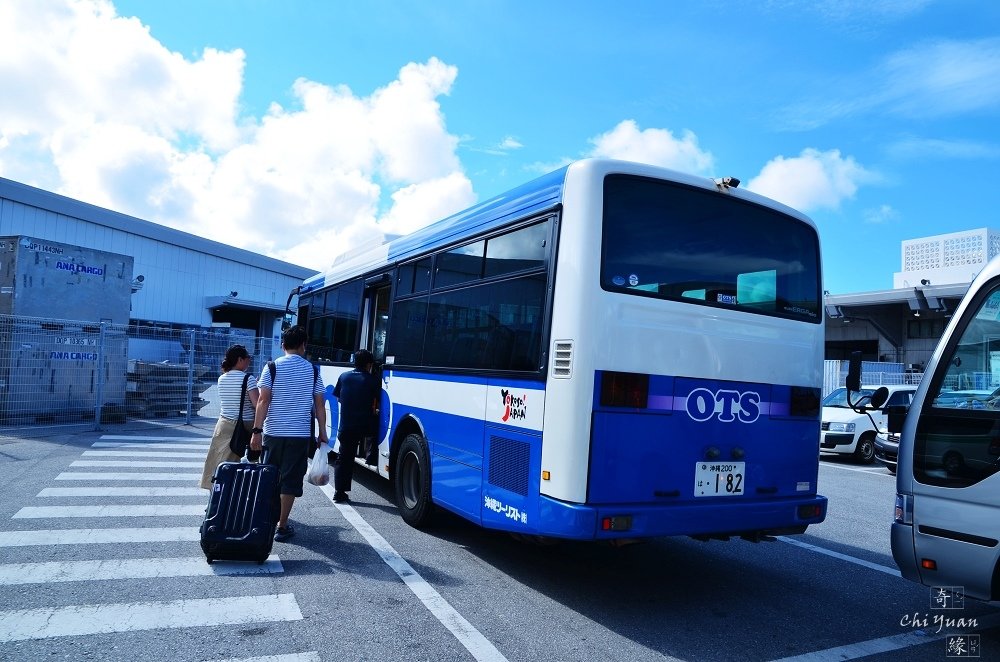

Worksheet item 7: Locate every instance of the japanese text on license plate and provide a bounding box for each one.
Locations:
[694,462,745,497]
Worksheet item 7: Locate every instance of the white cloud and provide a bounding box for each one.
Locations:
[879,38,1000,118]
[745,148,873,212]
[779,37,1000,130]
[863,204,900,224]
[588,120,714,175]
[887,137,1000,160]
[378,172,475,236]
[0,1,473,272]
[0,0,244,151]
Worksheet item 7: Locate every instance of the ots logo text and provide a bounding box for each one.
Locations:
[500,389,527,422]
[685,388,761,423]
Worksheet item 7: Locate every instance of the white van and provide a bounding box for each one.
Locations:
[820,385,916,463]
[886,256,1000,603]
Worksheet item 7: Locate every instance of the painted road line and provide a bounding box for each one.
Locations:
[99,435,211,442]
[320,483,513,662]
[37,487,205,497]
[0,593,302,643]
[771,610,1000,661]
[56,472,200,481]
[14,505,206,518]
[82,450,207,459]
[819,462,894,476]
[777,536,901,577]
[70,460,204,468]
[0,527,199,547]
[216,654,321,662]
[92,442,211,449]
[0,555,283,585]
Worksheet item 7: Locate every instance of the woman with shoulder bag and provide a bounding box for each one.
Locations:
[200,344,260,490]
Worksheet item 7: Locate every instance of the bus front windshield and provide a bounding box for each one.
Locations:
[600,175,821,323]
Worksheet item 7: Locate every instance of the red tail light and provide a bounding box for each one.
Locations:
[600,372,649,408]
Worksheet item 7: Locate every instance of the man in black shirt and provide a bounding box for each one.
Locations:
[332,349,380,503]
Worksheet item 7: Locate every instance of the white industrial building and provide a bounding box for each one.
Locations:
[0,176,317,350]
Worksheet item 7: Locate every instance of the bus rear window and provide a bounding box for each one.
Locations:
[601,175,821,322]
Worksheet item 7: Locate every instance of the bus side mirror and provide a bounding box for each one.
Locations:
[886,405,907,434]
[846,350,862,392]
[869,387,889,410]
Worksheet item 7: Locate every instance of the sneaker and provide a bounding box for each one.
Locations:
[274,525,295,542]
[333,491,350,503]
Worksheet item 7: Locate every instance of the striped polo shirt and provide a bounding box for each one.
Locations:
[218,369,258,421]
[258,353,323,437]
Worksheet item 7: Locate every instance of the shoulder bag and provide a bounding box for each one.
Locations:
[228,373,253,458]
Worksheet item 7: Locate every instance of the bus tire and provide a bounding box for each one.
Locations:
[395,433,435,528]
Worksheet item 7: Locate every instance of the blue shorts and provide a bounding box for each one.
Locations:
[262,435,310,497]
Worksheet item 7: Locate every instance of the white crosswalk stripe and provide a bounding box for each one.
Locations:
[3,431,309,655]
[215,654,322,662]
[0,555,283,584]
[0,527,199,546]
[14,504,207,518]
[82,450,207,458]
[71,459,204,467]
[98,435,212,442]
[92,441,211,449]
[57,472,201,481]
[38,487,205,497]
[0,593,302,642]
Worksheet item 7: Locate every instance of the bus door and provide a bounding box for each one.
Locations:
[360,273,392,454]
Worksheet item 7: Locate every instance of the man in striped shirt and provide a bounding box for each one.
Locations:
[250,325,328,542]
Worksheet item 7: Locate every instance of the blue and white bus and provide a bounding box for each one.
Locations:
[297,158,827,541]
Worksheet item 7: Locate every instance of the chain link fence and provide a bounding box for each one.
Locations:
[0,314,273,433]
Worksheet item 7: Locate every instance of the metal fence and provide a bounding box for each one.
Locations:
[823,359,923,398]
[0,314,272,432]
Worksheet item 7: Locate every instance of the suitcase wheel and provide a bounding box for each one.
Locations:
[206,556,214,565]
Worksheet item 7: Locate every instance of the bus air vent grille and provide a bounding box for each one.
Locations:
[488,435,530,496]
[552,340,573,378]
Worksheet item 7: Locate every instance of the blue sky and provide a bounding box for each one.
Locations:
[2,1,998,294]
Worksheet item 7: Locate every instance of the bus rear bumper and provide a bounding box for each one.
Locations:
[537,494,828,540]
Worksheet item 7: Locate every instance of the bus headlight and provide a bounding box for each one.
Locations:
[827,422,855,433]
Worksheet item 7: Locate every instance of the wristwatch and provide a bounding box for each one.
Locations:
[251,427,263,434]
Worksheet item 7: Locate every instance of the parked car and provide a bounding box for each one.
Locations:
[820,385,917,463]
[874,430,899,473]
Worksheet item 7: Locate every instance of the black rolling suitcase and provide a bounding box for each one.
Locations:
[201,461,280,564]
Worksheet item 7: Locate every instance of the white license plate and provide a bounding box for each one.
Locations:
[694,462,745,497]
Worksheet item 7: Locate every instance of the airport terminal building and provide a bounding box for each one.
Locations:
[824,228,999,376]
[0,176,317,351]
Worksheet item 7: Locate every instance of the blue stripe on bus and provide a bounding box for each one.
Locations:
[593,371,810,419]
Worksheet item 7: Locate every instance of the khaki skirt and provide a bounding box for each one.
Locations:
[200,416,248,489]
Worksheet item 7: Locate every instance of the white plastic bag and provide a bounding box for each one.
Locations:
[306,442,330,486]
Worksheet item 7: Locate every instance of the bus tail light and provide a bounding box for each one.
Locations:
[601,515,633,531]
[797,504,823,520]
[895,493,913,525]
[921,558,937,571]
[600,372,649,408]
